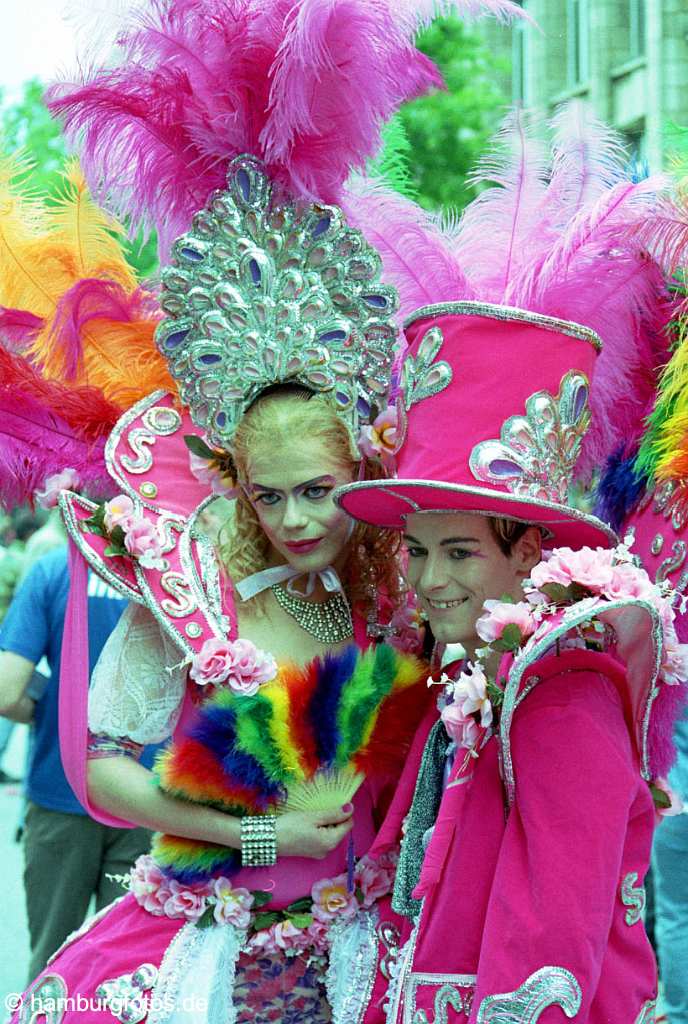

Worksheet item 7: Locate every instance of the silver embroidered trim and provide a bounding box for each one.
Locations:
[620,871,646,926]
[19,973,69,1024]
[95,963,158,1024]
[406,974,477,1024]
[59,492,145,605]
[635,998,658,1023]
[326,908,380,1024]
[156,154,399,451]
[404,302,602,352]
[475,966,582,1023]
[469,372,590,505]
[400,326,452,410]
[386,927,418,1024]
[499,596,663,806]
[333,479,617,544]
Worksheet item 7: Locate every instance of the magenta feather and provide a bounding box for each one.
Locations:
[622,193,688,279]
[453,109,548,303]
[47,0,445,258]
[341,177,472,320]
[0,307,44,352]
[0,389,110,508]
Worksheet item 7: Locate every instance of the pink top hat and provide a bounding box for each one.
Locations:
[337,301,617,549]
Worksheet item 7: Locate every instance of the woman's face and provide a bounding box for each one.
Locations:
[403,513,541,652]
[246,437,356,575]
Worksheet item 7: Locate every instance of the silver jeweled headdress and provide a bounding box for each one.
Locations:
[156,155,400,452]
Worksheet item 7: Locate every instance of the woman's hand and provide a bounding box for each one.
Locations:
[276,806,353,859]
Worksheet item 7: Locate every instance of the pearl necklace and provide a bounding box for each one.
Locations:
[271,584,354,643]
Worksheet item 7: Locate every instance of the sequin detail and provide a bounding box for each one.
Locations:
[156,154,399,451]
[19,974,69,1024]
[400,326,452,409]
[620,872,646,926]
[410,981,475,1024]
[470,372,590,504]
[475,966,582,1022]
[95,964,158,1024]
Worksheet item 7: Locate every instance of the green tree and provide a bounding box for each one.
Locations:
[0,79,159,279]
[400,16,509,212]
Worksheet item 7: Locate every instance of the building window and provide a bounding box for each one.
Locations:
[628,0,646,58]
[566,0,589,87]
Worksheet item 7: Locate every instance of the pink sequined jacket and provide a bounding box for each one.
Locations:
[362,647,658,1024]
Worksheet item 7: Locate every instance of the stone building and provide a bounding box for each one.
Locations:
[479,0,688,169]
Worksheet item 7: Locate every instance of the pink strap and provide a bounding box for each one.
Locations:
[59,537,134,828]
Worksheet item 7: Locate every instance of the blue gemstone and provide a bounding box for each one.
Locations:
[335,392,350,406]
[237,168,251,201]
[249,259,261,285]
[319,330,347,343]
[164,329,190,349]
[216,412,227,427]
[357,397,371,417]
[199,353,221,365]
[363,294,387,309]
[180,246,204,263]
[312,216,331,239]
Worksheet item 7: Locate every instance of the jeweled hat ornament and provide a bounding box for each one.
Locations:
[336,105,688,547]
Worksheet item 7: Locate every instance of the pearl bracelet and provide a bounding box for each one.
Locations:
[240,814,278,867]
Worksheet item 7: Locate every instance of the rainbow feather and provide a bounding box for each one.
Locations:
[153,644,427,881]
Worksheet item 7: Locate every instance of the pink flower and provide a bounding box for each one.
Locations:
[212,880,253,927]
[355,856,395,908]
[163,879,209,923]
[453,663,493,728]
[306,919,330,956]
[311,874,358,923]
[245,927,279,956]
[358,407,398,463]
[188,451,238,498]
[602,563,655,603]
[273,919,309,953]
[440,701,480,749]
[123,517,166,569]
[190,637,277,694]
[34,468,80,509]
[103,494,136,533]
[129,855,172,916]
[662,637,688,685]
[475,600,537,644]
[529,546,614,594]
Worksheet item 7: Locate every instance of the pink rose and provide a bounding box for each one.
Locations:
[190,637,276,694]
[123,517,166,569]
[440,701,471,744]
[163,879,209,922]
[245,927,279,956]
[355,857,395,908]
[601,563,655,603]
[358,407,398,464]
[311,875,358,923]
[212,880,253,927]
[475,600,537,644]
[129,855,172,916]
[273,919,309,953]
[530,546,614,594]
[306,919,330,956]
[662,637,688,685]
[104,494,136,533]
[34,468,80,509]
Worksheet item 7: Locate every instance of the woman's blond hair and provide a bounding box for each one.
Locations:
[218,386,404,617]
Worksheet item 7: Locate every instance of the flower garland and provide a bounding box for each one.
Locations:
[129,849,398,958]
[436,540,688,816]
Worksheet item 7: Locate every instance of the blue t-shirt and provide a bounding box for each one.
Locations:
[0,546,159,814]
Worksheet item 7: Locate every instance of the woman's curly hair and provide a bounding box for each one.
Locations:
[217,386,405,619]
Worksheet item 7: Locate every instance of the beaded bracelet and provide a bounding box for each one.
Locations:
[240,814,278,867]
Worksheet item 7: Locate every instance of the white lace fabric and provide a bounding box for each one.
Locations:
[88,603,187,745]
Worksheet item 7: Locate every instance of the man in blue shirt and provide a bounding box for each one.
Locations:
[0,546,155,981]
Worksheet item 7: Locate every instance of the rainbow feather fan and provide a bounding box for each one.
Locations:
[152,643,428,883]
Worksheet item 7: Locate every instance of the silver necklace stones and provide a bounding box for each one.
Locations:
[271,584,354,643]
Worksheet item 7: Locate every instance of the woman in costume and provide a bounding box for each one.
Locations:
[0,2,527,1021]
[334,107,688,1023]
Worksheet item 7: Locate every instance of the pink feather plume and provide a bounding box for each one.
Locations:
[47,0,447,259]
[341,176,472,321]
[0,308,44,352]
[0,389,111,509]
